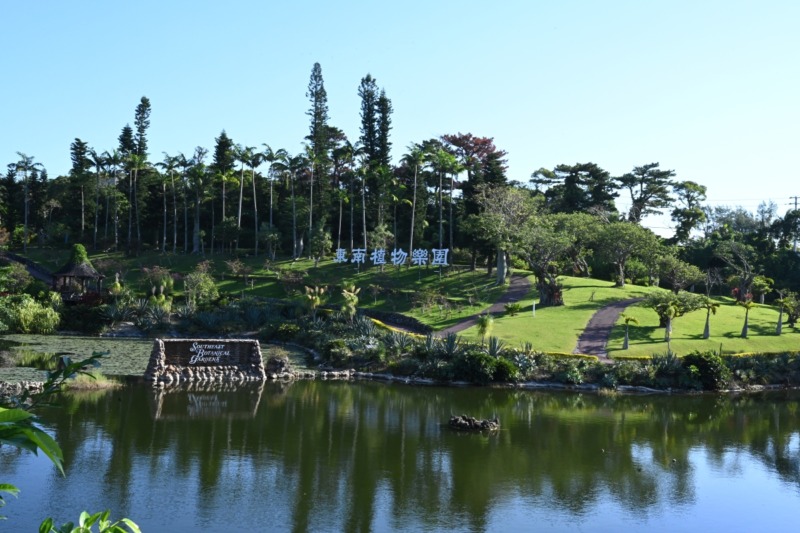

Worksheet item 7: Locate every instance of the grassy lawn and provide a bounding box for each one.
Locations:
[20,247,506,330]
[16,248,800,357]
[456,276,658,353]
[607,295,800,358]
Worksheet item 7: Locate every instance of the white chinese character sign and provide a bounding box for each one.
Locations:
[411,248,429,266]
[370,248,386,265]
[431,248,449,266]
[333,248,348,263]
[331,247,449,270]
[390,248,408,266]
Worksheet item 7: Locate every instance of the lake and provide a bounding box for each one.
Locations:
[2,380,799,532]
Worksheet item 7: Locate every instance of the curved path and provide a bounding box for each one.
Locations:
[1,251,54,285]
[574,298,643,359]
[439,275,532,335]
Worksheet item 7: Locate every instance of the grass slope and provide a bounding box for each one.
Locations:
[607,295,800,358]
[17,248,800,357]
[456,276,657,353]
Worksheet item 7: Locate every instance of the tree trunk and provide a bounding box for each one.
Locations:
[162,181,167,253]
[408,163,417,267]
[192,195,202,254]
[291,174,297,259]
[93,172,100,250]
[616,262,626,287]
[741,311,749,338]
[495,247,506,286]
[703,310,711,339]
[623,327,629,350]
[252,166,259,256]
[665,317,672,341]
[777,307,784,335]
[171,171,178,254]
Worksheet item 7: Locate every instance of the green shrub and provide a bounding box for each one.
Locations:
[555,360,584,385]
[58,304,105,335]
[274,322,300,342]
[681,351,731,390]
[504,302,522,316]
[324,338,353,366]
[387,358,420,377]
[451,350,496,385]
[0,294,60,334]
[612,360,650,387]
[493,357,519,383]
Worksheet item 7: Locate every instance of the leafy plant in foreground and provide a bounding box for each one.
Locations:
[0,352,140,531]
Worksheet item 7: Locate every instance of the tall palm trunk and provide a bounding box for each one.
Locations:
[192,192,202,254]
[438,170,443,248]
[308,162,314,251]
[337,193,343,251]
[252,165,259,256]
[80,185,85,241]
[171,171,178,253]
[449,173,454,249]
[408,162,418,263]
[237,162,245,251]
[93,169,100,250]
[162,179,167,253]
[361,174,367,250]
[22,173,28,253]
[127,170,133,254]
[134,167,141,251]
[291,173,298,259]
[349,177,354,251]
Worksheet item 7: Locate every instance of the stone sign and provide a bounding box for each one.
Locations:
[144,338,266,384]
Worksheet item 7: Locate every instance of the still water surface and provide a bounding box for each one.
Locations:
[3,381,799,532]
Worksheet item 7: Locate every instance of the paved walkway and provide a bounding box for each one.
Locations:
[574,298,643,360]
[1,251,54,285]
[439,275,532,335]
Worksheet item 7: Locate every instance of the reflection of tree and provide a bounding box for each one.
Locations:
[30,384,800,531]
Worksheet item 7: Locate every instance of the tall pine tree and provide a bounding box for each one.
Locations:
[306,62,331,242]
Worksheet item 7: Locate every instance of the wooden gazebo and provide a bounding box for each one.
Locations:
[52,260,104,296]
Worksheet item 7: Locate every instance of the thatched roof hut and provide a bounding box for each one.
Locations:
[52,245,104,293]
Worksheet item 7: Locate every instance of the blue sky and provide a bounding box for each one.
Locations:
[2,1,798,235]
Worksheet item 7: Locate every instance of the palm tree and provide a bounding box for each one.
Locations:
[700,297,719,339]
[775,292,791,335]
[331,141,355,251]
[663,302,677,342]
[426,148,458,249]
[89,149,106,251]
[341,284,360,323]
[15,152,43,253]
[447,159,464,250]
[233,145,256,251]
[738,299,757,338]
[620,313,639,350]
[103,149,123,250]
[262,144,287,233]
[304,143,317,249]
[476,313,494,345]
[401,144,425,262]
[176,152,192,252]
[248,149,264,255]
[156,153,180,254]
[304,285,327,319]
[272,152,306,259]
[187,147,210,254]
[126,153,147,254]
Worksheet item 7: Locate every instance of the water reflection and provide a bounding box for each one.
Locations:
[5,383,800,532]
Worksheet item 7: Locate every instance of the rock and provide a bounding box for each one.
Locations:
[448,414,500,432]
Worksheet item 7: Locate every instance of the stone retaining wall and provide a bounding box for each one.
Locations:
[144,338,266,384]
